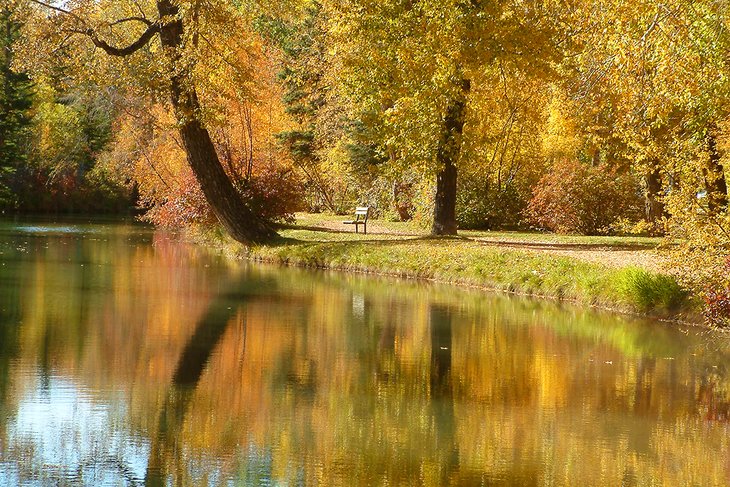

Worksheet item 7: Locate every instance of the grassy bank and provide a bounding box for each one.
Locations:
[199,214,696,320]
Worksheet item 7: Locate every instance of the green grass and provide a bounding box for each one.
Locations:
[200,213,694,320]
[290,212,663,247]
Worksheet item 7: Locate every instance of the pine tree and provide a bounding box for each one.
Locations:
[0,6,33,210]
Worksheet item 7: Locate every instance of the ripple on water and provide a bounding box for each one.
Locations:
[1,370,150,485]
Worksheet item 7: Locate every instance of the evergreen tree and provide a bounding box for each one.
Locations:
[258,3,327,165]
[0,6,33,210]
[258,3,385,213]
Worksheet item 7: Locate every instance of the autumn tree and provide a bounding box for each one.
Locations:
[565,0,730,322]
[571,0,730,223]
[325,0,567,235]
[257,3,332,207]
[21,0,277,242]
[457,68,553,229]
[258,2,394,215]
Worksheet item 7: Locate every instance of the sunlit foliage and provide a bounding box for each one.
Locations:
[5,0,730,319]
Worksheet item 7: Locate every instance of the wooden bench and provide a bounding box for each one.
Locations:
[343,206,370,234]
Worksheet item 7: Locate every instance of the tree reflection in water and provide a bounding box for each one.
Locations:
[2,223,730,485]
[429,305,458,485]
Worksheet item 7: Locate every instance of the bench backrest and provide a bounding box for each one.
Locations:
[355,206,369,220]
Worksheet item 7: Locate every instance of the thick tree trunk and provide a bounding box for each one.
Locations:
[432,79,470,236]
[644,162,665,233]
[156,1,274,243]
[705,127,728,215]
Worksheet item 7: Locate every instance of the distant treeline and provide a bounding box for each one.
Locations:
[0,8,133,215]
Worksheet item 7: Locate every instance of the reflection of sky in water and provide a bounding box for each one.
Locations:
[0,373,150,486]
[11,226,101,234]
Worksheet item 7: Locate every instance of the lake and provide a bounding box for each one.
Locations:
[0,220,729,486]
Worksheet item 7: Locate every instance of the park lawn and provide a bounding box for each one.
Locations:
[194,213,694,320]
[289,212,663,247]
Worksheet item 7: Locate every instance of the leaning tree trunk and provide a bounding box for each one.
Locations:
[432,79,470,236]
[705,127,728,215]
[156,1,274,243]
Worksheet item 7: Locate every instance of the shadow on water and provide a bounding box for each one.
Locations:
[0,280,21,422]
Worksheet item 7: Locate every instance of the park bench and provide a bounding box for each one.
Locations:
[343,206,370,234]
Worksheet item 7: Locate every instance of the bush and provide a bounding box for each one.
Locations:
[141,171,216,228]
[704,285,730,327]
[237,163,304,224]
[143,163,303,229]
[527,159,641,235]
[673,251,730,327]
[457,181,527,229]
[663,189,730,327]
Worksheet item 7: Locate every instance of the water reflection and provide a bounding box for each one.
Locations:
[1,220,730,485]
[3,374,150,485]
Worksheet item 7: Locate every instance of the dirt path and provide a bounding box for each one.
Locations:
[527,247,664,271]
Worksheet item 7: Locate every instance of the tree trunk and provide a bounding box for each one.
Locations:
[644,162,665,233]
[705,126,728,215]
[432,79,470,236]
[156,1,274,243]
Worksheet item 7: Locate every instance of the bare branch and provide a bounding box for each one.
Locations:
[51,32,75,54]
[29,0,80,21]
[132,0,148,19]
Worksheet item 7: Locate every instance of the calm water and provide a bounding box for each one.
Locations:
[1,221,730,486]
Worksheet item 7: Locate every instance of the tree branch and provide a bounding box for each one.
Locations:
[32,0,160,57]
[88,24,160,56]
[109,16,153,27]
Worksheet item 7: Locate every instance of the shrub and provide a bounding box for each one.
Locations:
[527,159,641,235]
[142,163,303,229]
[663,192,730,326]
[237,163,304,224]
[141,171,216,228]
[457,181,527,230]
[704,286,730,327]
[673,251,730,327]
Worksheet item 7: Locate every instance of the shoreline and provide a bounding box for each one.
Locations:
[192,227,702,326]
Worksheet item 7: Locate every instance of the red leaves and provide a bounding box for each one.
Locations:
[526,159,640,235]
[703,257,730,327]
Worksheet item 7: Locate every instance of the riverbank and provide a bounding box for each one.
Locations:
[198,213,697,322]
